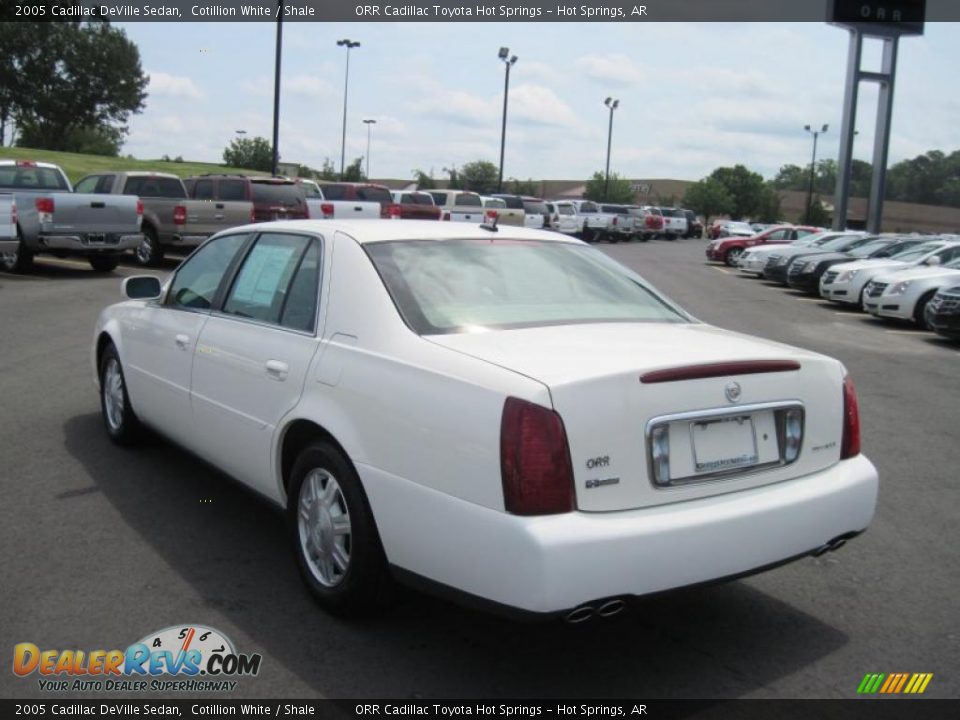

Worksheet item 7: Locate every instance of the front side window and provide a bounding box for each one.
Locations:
[73,176,100,194]
[365,239,688,335]
[168,234,250,310]
[222,234,317,329]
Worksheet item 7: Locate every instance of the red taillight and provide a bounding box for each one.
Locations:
[173,205,186,225]
[387,203,402,219]
[612,217,618,226]
[35,197,54,214]
[484,209,497,222]
[136,200,144,217]
[841,375,861,459]
[320,203,335,219]
[443,211,451,221]
[500,397,575,516]
[10,199,17,225]
[249,206,256,223]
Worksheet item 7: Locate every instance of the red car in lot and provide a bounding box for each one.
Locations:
[705,225,821,267]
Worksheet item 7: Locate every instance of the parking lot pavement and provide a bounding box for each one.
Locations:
[1,241,957,700]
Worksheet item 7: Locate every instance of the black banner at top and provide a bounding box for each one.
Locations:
[3,0,960,22]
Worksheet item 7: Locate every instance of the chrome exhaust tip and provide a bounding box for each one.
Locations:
[813,536,850,557]
[596,599,626,618]
[565,606,595,624]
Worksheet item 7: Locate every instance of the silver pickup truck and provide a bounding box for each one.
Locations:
[75,171,253,267]
[0,160,143,273]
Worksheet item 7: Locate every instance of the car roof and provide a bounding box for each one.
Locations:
[223,219,580,244]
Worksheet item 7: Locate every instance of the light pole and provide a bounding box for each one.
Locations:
[603,97,619,201]
[271,1,284,177]
[497,47,518,193]
[363,119,376,179]
[337,38,361,179]
[804,123,828,224]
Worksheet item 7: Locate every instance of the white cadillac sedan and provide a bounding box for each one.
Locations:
[92,221,878,621]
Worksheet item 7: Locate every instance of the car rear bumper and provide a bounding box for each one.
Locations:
[38,233,142,252]
[0,238,18,254]
[360,454,878,615]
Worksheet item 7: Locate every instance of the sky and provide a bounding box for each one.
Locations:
[118,21,960,182]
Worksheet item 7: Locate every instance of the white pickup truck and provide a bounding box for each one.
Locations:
[301,180,383,219]
[428,189,488,223]
[569,200,612,243]
[0,160,143,273]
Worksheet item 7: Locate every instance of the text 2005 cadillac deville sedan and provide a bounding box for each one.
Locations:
[91,220,878,621]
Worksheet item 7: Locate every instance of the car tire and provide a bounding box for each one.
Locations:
[914,290,937,329]
[1,229,34,274]
[99,343,141,445]
[88,255,120,272]
[288,441,392,617]
[724,247,744,267]
[136,226,165,268]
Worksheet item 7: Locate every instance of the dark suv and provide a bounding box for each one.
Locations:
[184,175,307,222]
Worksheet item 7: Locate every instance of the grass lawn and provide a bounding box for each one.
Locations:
[0,147,267,184]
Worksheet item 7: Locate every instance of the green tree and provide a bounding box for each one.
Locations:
[707,165,765,219]
[682,178,733,228]
[413,169,436,190]
[806,195,831,226]
[342,157,366,181]
[222,136,273,172]
[459,160,499,194]
[506,178,538,196]
[317,159,338,180]
[583,171,636,203]
[10,21,147,152]
[755,183,783,223]
[443,165,460,187]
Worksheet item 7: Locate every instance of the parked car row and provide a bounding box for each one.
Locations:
[707,224,960,342]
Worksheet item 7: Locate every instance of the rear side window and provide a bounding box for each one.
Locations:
[123,176,186,199]
[410,193,434,206]
[169,234,249,311]
[194,180,215,200]
[428,191,448,205]
[73,176,100,194]
[578,201,599,213]
[321,184,347,200]
[219,179,247,201]
[523,200,547,215]
[557,204,574,216]
[222,233,316,328]
[496,195,524,209]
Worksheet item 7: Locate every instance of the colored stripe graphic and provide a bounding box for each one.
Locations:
[858,673,933,694]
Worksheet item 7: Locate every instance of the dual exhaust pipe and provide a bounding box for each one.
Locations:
[564,598,627,624]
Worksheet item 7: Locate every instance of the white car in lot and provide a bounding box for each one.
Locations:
[91,220,877,620]
[820,239,960,306]
[544,201,581,236]
[862,257,960,328]
[738,231,846,276]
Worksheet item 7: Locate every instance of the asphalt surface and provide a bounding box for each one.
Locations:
[1,239,957,700]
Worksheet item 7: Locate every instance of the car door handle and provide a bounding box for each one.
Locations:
[265,360,289,381]
[354,206,363,211]
[175,334,190,350]
[215,203,224,209]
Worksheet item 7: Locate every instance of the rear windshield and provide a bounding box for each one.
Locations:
[522,200,548,215]
[495,195,524,209]
[660,208,684,218]
[0,166,69,191]
[601,205,625,213]
[484,198,507,208]
[123,176,186,198]
[356,186,392,204]
[578,201,599,213]
[250,181,302,206]
[365,239,687,335]
[409,193,434,205]
[455,193,482,207]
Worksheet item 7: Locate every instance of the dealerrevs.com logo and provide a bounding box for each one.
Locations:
[13,625,262,692]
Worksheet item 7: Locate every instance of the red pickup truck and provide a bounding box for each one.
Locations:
[706,225,820,266]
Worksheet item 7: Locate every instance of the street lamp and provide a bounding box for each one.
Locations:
[337,38,361,179]
[804,123,829,224]
[270,1,285,176]
[497,47,518,193]
[603,97,619,201]
[363,119,376,179]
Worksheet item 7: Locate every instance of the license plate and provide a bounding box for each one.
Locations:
[691,415,759,473]
[86,233,105,244]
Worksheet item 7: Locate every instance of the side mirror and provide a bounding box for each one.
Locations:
[925,256,942,266]
[122,275,162,300]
